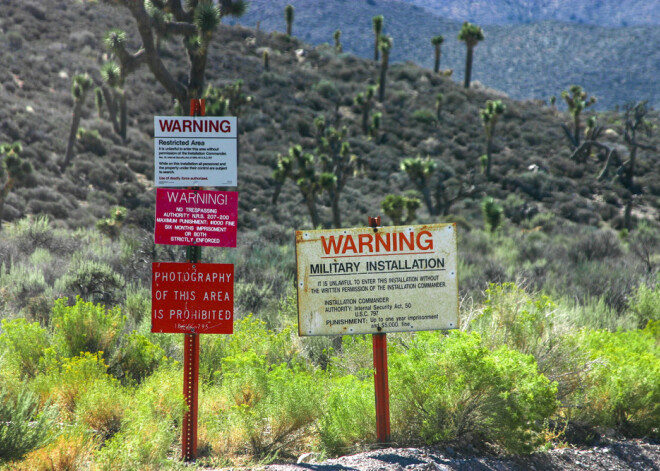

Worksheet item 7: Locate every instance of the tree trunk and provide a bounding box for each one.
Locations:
[374,35,379,61]
[573,113,580,147]
[463,45,474,88]
[119,90,127,143]
[331,194,341,228]
[62,99,83,171]
[378,52,389,102]
[486,137,493,179]
[0,184,8,231]
[624,197,633,231]
[361,103,369,135]
[304,193,321,228]
[434,46,440,73]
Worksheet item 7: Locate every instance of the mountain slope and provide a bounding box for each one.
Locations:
[232,0,660,110]
[398,0,660,26]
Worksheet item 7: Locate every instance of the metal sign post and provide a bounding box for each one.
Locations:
[368,216,391,444]
[183,99,203,462]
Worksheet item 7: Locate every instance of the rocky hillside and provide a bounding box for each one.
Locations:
[2,0,660,239]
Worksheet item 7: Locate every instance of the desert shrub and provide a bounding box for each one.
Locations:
[122,284,151,328]
[75,380,125,441]
[4,215,56,255]
[318,374,375,455]
[110,332,167,385]
[0,318,49,379]
[14,431,94,471]
[0,387,57,463]
[0,263,48,314]
[50,296,125,359]
[412,108,437,125]
[313,79,339,101]
[200,316,297,385]
[389,330,558,454]
[629,279,660,327]
[76,128,106,156]
[569,324,660,438]
[235,281,273,316]
[55,259,125,306]
[211,350,322,459]
[94,364,186,470]
[469,283,557,358]
[32,351,113,419]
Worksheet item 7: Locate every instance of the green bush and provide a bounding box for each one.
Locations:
[0,318,49,378]
[75,379,125,441]
[51,296,125,359]
[411,108,437,125]
[32,351,114,419]
[0,387,57,463]
[94,363,186,470]
[55,259,125,306]
[209,350,322,460]
[389,330,558,454]
[318,374,375,455]
[570,324,660,438]
[629,279,660,328]
[200,315,297,385]
[110,332,167,385]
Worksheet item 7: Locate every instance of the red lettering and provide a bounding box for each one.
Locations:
[358,234,373,253]
[220,120,231,133]
[321,235,344,254]
[375,232,391,252]
[399,232,415,251]
[417,230,433,250]
[342,235,357,254]
[183,119,192,132]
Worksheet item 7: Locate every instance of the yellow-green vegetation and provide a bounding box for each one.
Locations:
[1,216,660,467]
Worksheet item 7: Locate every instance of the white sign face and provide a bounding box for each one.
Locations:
[154,116,237,187]
[296,224,459,336]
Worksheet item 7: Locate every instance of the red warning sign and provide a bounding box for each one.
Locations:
[151,262,234,334]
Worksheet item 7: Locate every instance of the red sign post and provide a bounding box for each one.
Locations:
[151,98,237,462]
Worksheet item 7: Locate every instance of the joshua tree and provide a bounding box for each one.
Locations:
[400,156,437,216]
[333,29,342,53]
[354,85,376,135]
[457,21,484,89]
[204,79,252,117]
[0,142,33,230]
[377,35,392,102]
[369,112,382,142]
[480,99,506,179]
[98,57,127,142]
[372,15,383,61]
[315,120,362,228]
[273,145,322,228]
[62,73,94,171]
[262,49,269,71]
[620,101,656,230]
[431,35,444,73]
[381,193,421,225]
[273,117,361,229]
[435,93,444,121]
[285,4,294,36]
[97,0,246,116]
[561,85,596,148]
[401,155,474,217]
[481,196,503,233]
